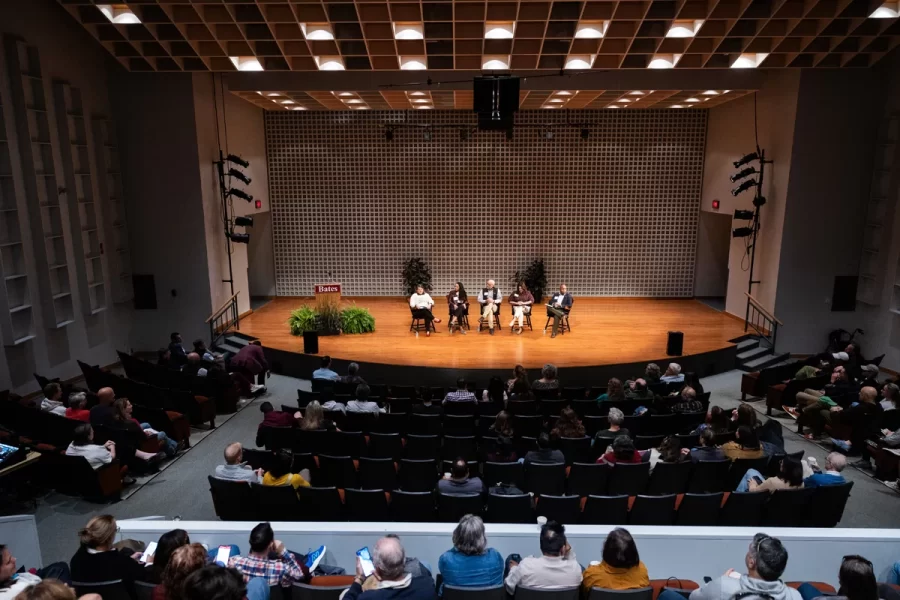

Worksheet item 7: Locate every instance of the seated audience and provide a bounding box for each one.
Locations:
[65,424,115,470]
[696,406,730,435]
[736,455,803,493]
[111,398,178,457]
[682,372,705,395]
[0,543,70,598]
[438,458,483,495]
[183,353,208,378]
[596,378,625,403]
[524,433,566,465]
[600,436,643,464]
[145,529,189,584]
[256,401,300,444]
[300,401,338,431]
[64,393,91,422]
[214,443,262,483]
[444,379,476,404]
[828,386,882,451]
[157,348,173,368]
[582,528,649,592]
[229,340,268,392]
[38,383,66,416]
[9,579,82,600]
[168,332,187,367]
[192,339,216,362]
[482,377,508,407]
[486,436,518,463]
[347,384,385,414]
[881,383,900,431]
[722,426,764,461]
[508,365,531,396]
[625,379,654,402]
[796,555,894,600]
[671,387,703,414]
[788,366,858,417]
[312,356,339,382]
[683,533,800,600]
[489,412,514,438]
[183,564,267,600]
[341,363,367,386]
[262,452,311,489]
[343,536,435,600]
[644,363,662,385]
[89,387,115,428]
[412,389,443,416]
[438,515,503,592]
[731,403,759,433]
[595,408,631,444]
[660,363,684,383]
[228,522,308,587]
[154,542,207,600]
[649,436,687,472]
[531,364,561,394]
[70,515,152,588]
[505,521,581,593]
[551,408,585,439]
[803,452,847,488]
[690,429,725,463]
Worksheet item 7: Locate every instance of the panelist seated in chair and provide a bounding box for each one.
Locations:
[477,279,502,335]
[508,282,534,335]
[545,284,573,338]
[410,284,441,337]
[447,281,469,335]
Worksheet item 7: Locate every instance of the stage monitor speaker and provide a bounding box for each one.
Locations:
[473,76,520,131]
[303,331,319,354]
[831,276,858,312]
[667,331,684,356]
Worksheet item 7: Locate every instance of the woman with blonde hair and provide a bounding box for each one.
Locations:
[70,515,151,588]
[300,400,337,431]
[156,544,208,600]
[12,579,78,600]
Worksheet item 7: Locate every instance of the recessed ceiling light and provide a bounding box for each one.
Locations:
[628,91,645,96]
[343,99,363,104]
[337,92,355,97]
[400,56,428,70]
[702,90,720,95]
[555,91,574,96]
[607,105,620,109]
[485,22,516,39]
[671,104,684,108]
[549,98,566,103]
[565,55,595,69]
[408,91,427,97]
[229,56,264,71]
[731,53,768,68]
[648,54,681,69]
[256,91,263,96]
[575,21,607,38]
[315,56,345,71]
[685,97,700,103]
[617,98,632,103]
[870,1,900,17]
[542,105,561,109]
[416,105,432,109]
[301,23,335,40]
[393,22,424,39]
[411,99,431,104]
[482,55,510,69]
[666,20,704,38]
[723,90,731,94]
[290,106,307,111]
[98,4,141,24]
[279,99,296,104]
[354,106,369,110]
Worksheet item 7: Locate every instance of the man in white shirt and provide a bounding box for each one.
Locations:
[505,521,582,594]
[214,442,263,483]
[65,423,115,470]
[38,382,67,416]
[660,363,684,383]
[478,279,502,335]
[346,384,385,414]
[409,284,440,337]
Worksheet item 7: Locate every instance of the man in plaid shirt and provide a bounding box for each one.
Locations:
[229,522,309,587]
[443,378,476,404]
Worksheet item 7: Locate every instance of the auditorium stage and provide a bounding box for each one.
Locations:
[242,297,748,386]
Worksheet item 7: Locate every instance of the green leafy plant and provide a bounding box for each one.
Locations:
[402,257,432,295]
[341,305,376,334]
[513,258,548,303]
[288,305,318,335]
[316,297,343,335]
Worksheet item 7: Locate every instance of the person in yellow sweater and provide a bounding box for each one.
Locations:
[261,452,311,489]
[582,528,650,592]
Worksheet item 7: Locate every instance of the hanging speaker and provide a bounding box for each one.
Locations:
[667,331,684,356]
[303,331,319,354]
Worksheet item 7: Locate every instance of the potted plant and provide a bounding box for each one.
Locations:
[402,257,432,295]
[513,259,548,303]
[288,305,318,335]
[341,305,376,334]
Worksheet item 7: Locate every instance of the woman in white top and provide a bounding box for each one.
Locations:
[65,423,115,470]
[409,284,440,336]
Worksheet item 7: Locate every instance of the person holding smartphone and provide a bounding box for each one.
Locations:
[735,455,804,493]
[344,537,435,600]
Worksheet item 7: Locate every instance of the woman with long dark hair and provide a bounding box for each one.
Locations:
[508,365,531,396]
[582,528,649,591]
[482,376,508,407]
[736,454,803,492]
[446,281,468,334]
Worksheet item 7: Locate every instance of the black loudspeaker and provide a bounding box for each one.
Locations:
[132,274,157,310]
[303,331,319,354]
[666,331,684,356]
[473,76,520,131]
[832,276,858,312]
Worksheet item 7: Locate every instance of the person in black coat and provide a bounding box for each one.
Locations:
[70,515,153,593]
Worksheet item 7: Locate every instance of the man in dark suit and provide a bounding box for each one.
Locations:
[546,284,573,338]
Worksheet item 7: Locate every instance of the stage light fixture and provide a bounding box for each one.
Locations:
[581,128,589,140]
[753,195,767,208]
[227,188,253,202]
[234,216,253,227]
[385,129,394,141]
[228,169,251,185]
[731,179,757,196]
[227,232,250,244]
[733,152,759,168]
[227,154,249,168]
[730,167,757,182]
[732,227,754,238]
[734,209,754,220]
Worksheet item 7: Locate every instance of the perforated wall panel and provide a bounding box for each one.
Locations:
[266,109,706,298]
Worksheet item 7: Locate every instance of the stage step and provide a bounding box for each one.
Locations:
[741,351,793,371]
[225,334,253,348]
[736,345,771,362]
[215,341,243,355]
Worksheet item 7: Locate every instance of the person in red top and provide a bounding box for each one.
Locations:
[65,392,92,422]
[230,341,270,392]
[599,435,644,464]
[256,402,301,447]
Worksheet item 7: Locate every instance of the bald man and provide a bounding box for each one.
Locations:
[828,386,883,452]
[344,536,436,600]
[89,387,116,428]
[214,442,262,483]
[803,452,847,488]
[478,279,502,335]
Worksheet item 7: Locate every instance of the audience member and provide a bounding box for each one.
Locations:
[582,528,649,592]
[644,363,662,385]
[504,521,581,593]
[828,386,882,451]
[154,543,207,600]
[731,404,759,433]
[65,424,115,470]
[625,378,654,402]
[489,412,514,438]
[347,385,385,414]
[508,365,531,396]
[183,565,266,600]
[111,398,178,457]
[257,402,299,444]
[803,452,847,488]
[482,377,508,407]
[9,579,83,600]
[437,459,483,494]
[230,341,269,392]
[183,353,208,378]
[411,389,442,416]
[64,393,91,422]
[788,366,858,417]
[89,387,115,427]
[214,443,262,483]
[881,383,900,431]
[157,348,173,368]
[262,452,311,489]
[168,333,187,367]
[722,426,764,461]
[145,529,189,584]
[444,379,476,404]
[601,436,643,464]
[438,515,503,592]
[701,406,731,435]
[690,429,725,463]
[596,378,625,403]
[595,408,631,443]
[661,363,684,383]
[649,436,687,471]
[671,387,703,414]
[70,515,152,588]
[486,436,518,463]
[228,523,308,588]
[551,408,586,439]
[736,455,803,493]
[343,536,435,600]
[300,401,338,431]
[38,383,66,416]
[524,433,565,465]
[312,356,339,382]
[192,339,216,363]
[531,365,561,393]
[341,363,367,386]
[0,544,70,598]
[682,372,705,396]
[683,533,800,600]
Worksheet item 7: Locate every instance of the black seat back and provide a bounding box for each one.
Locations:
[525,462,566,495]
[443,436,478,461]
[208,476,254,521]
[568,462,609,496]
[409,414,443,436]
[486,493,533,523]
[728,456,771,489]
[515,585,580,600]
[807,482,853,527]
[358,457,398,491]
[687,460,730,493]
[345,488,389,521]
[646,461,693,495]
[483,461,525,489]
[444,415,476,437]
[399,459,438,492]
[406,434,440,459]
[445,585,507,600]
[513,415,543,438]
[587,588,654,600]
[762,487,816,526]
[72,581,131,600]
[368,432,403,459]
[390,490,436,521]
[629,494,676,525]
[607,462,651,496]
[251,483,301,521]
[676,493,724,526]
[316,455,358,489]
[535,494,581,525]
[719,491,767,526]
[292,582,352,600]
[297,487,344,521]
[437,492,484,521]
[558,437,592,464]
[582,495,629,524]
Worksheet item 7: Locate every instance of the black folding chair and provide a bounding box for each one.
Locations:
[676,492,724,525]
[536,494,582,524]
[445,585,506,600]
[525,462,566,495]
[807,482,853,527]
[582,495,629,524]
[762,487,816,526]
[486,492,534,523]
[587,588,653,600]
[607,462,651,496]
[629,494,676,525]
[516,585,579,600]
[390,490,436,521]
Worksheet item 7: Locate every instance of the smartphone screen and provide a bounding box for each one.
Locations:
[215,546,232,566]
[356,547,375,577]
[140,541,157,564]
[752,476,764,485]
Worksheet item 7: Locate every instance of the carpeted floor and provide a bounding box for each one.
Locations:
[26,370,900,566]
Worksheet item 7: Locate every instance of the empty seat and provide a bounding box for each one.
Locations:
[251,483,302,521]
[514,415,543,438]
[368,433,403,460]
[762,488,816,527]
[558,437,592,464]
[444,401,477,416]
[358,457,397,491]
[208,476,254,521]
[676,433,700,450]
[316,455,358,489]
[486,492,534,523]
[541,400,567,420]
[719,491,768,526]
[687,460,730,493]
[438,492,484,522]
[536,494,582,524]
[607,462,651,496]
[406,434,440,459]
[483,461,525,489]
[342,413,379,435]
[629,494,676,525]
[648,415,677,436]
[676,493,724,526]
[677,412,707,433]
[634,435,664,451]
[444,415,476,437]
[390,490,436,521]
[72,581,131,600]
[587,587,653,600]
[525,462,566,495]
[568,462,609,496]
[622,415,646,436]
[584,416,607,437]
[297,487,344,521]
[444,585,506,600]
[807,482,853,527]
[409,414,443,436]
[646,461,693,495]
[571,399,599,418]
[508,400,538,416]
[292,581,352,600]
[443,436,478,461]
[399,459,438,492]
[345,488,389,521]
[515,585,580,600]
[376,413,407,435]
[582,495,629,525]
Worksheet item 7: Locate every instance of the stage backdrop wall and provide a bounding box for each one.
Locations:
[265,109,707,298]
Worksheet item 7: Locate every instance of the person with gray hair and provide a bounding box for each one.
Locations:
[341,362,366,386]
[438,515,503,593]
[532,364,560,394]
[477,279,502,335]
[343,536,436,600]
[803,452,847,488]
[594,407,632,446]
[661,363,684,383]
[65,392,91,421]
[681,533,800,600]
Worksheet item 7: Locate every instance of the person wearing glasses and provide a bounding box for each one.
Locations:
[545,284,573,338]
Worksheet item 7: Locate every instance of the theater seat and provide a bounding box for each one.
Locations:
[650,580,699,600]
[535,494,581,525]
[444,585,506,600]
[516,585,580,600]
[390,490,435,522]
[292,581,352,600]
[486,492,533,523]
[588,587,653,600]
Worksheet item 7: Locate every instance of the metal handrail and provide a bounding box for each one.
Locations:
[206,291,240,323]
[744,292,781,349]
[208,292,240,346]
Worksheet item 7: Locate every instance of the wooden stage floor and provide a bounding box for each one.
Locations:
[239,297,746,371]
